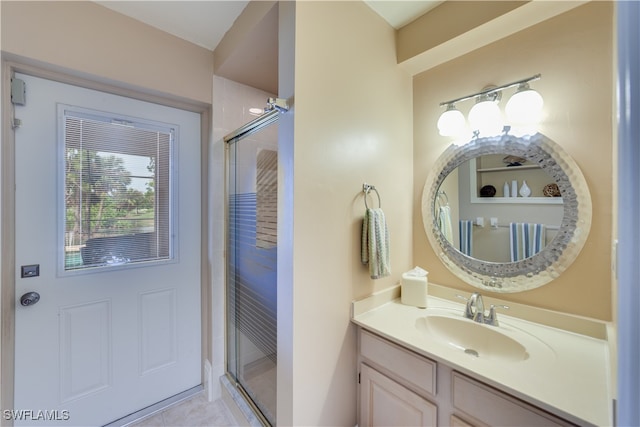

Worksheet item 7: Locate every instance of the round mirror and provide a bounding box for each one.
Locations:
[422,133,591,292]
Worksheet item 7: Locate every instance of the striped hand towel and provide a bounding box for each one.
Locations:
[361,208,390,279]
[510,223,546,262]
[459,220,473,256]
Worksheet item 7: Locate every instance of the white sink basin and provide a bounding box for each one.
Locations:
[416,313,530,362]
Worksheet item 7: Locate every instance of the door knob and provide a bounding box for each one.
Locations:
[20,291,40,307]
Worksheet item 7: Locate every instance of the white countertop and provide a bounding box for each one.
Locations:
[352,291,613,426]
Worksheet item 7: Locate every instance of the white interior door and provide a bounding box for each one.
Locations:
[12,73,202,426]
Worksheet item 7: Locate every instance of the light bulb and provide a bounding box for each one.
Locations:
[468,96,502,136]
[437,104,466,137]
[506,83,544,126]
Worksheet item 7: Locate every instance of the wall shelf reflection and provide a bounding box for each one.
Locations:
[471,157,563,205]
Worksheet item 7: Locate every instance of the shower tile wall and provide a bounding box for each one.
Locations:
[210,76,276,400]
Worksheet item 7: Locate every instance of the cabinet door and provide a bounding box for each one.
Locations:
[360,363,437,427]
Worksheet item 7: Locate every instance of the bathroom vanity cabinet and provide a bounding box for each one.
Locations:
[352,289,611,427]
[358,328,577,427]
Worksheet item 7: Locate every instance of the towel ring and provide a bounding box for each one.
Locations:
[437,190,449,206]
[363,183,381,209]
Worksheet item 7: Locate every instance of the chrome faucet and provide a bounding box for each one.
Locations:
[486,303,509,326]
[459,292,509,326]
[464,292,485,323]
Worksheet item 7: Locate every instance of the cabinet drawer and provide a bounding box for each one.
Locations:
[360,329,436,397]
[452,372,575,427]
[450,415,475,427]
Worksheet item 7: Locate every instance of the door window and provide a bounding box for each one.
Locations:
[61,107,174,272]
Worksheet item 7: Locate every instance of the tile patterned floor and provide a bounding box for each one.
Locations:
[130,394,238,427]
[241,357,276,424]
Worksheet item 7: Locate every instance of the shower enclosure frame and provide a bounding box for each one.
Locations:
[223,98,287,426]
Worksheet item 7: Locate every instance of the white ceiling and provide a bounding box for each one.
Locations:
[365,0,443,29]
[96,1,251,51]
[96,1,442,52]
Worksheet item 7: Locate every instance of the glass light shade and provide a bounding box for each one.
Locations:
[437,105,466,137]
[506,84,544,125]
[468,99,502,136]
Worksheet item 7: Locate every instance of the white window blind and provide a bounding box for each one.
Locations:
[256,149,277,249]
[63,110,174,271]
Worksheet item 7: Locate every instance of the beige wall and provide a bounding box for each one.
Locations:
[396,1,526,63]
[413,2,614,320]
[1,1,213,105]
[283,1,413,424]
[213,1,278,95]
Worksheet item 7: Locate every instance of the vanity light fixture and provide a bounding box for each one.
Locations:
[505,82,544,125]
[468,91,503,137]
[437,74,542,138]
[437,103,466,137]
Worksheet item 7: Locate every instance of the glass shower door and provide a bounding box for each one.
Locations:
[226,121,278,426]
